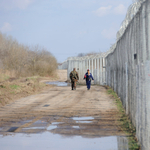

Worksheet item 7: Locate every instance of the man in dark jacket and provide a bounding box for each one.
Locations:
[70,68,79,90]
[84,69,94,90]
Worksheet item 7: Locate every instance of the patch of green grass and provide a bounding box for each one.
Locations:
[0,85,6,88]
[10,91,15,94]
[10,84,20,90]
[27,76,39,81]
[0,74,10,82]
[107,87,140,150]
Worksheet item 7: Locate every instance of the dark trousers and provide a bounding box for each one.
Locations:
[86,81,91,89]
[71,80,76,90]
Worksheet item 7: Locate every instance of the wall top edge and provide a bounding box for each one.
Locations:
[61,0,146,64]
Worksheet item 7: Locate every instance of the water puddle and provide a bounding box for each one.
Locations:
[0,117,129,149]
[22,127,46,130]
[72,117,94,124]
[76,121,93,123]
[47,125,57,130]
[32,120,47,126]
[46,81,69,87]
[46,122,64,131]
[0,133,129,150]
[7,127,18,132]
[51,122,64,125]
[22,120,33,123]
[72,117,94,121]
[73,126,80,129]
[43,105,50,107]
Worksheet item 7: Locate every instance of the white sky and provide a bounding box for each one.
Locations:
[0,0,132,62]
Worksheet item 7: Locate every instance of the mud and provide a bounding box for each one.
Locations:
[0,82,129,150]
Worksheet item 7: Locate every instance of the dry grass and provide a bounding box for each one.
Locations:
[0,76,53,107]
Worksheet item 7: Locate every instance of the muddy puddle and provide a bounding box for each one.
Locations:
[0,133,129,150]
[0,116,129,150]
[46,81,70,87]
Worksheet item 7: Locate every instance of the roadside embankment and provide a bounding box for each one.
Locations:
[0,70,67,107]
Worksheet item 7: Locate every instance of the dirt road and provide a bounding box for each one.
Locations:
[0,84,125,137]
[0,70,128,149]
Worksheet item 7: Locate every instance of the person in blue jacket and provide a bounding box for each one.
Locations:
[83,69,94,90]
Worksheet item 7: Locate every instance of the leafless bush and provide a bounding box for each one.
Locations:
[0,32,57,77]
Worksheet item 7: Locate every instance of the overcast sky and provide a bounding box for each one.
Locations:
[0,0,133,62]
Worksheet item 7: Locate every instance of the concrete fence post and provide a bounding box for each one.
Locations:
[97,58,100,84]
[92,59,93,77]
[89,59,90,71]
[125,62,129,115]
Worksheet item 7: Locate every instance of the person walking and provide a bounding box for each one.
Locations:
[83,69,94,90]
[70,68,79,90]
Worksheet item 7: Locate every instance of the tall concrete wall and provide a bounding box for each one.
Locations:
[61,0,149,148]
[105,0,150,149]
[67,55,106,85]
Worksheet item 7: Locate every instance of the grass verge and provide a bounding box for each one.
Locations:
[0,73,10,82]
[106,86,140,150]
[0,76,53,107]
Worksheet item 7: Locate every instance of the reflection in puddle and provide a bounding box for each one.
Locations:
[0,133,129,150]
[7,127,19,132]
[22,120,32,123]
[47,125,57,130]
[33,120,46,124]
[51,122,63,125]
[46,81,69,87]
[73,117,94,121]
[118,137,129,150]
[76,121,93,123]
[0,116,129,150]
[73,126,80,129]
[72,117,94,124]
[23,127,46,130]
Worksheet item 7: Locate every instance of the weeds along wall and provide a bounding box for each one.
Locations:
[105,0,150,149]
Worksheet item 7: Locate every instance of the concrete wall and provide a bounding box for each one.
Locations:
[62,1,149,148]
[105,1,150,149]
[67,56,106,85]
[117,137,129,150]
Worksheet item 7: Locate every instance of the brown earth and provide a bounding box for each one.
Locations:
[0,70,127,137]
